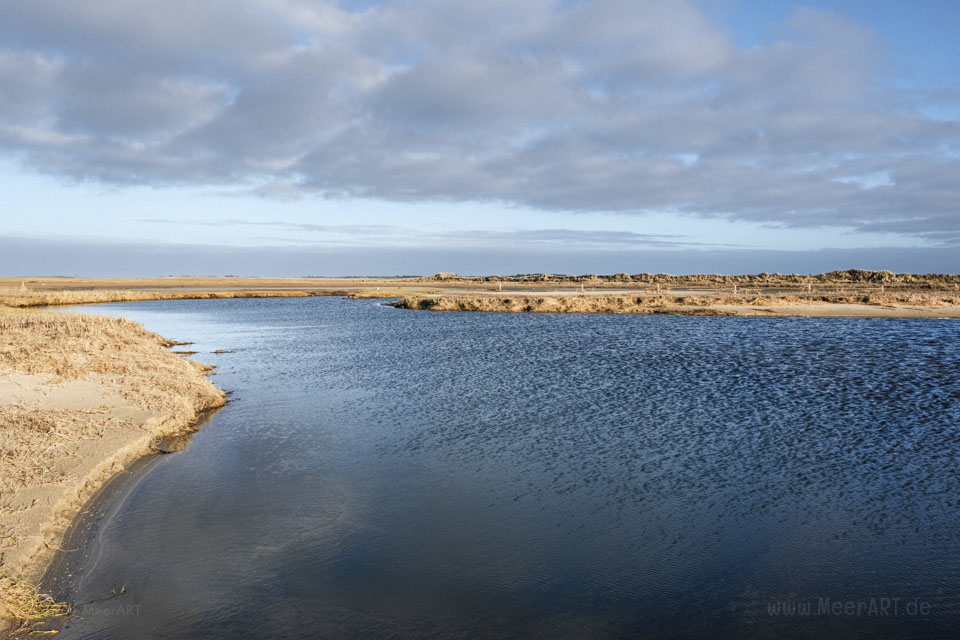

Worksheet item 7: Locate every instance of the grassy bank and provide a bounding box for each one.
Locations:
[0,309,226,633]
[391,291,960,317]
[0,286,344,308]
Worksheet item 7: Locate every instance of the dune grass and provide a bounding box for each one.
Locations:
[0,308,226,631]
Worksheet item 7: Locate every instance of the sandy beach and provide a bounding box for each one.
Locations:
[0,310,225,634]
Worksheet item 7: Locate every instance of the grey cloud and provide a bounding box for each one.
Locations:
[0,1,958,236]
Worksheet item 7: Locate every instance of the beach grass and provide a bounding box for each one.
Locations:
[0,307,225,632]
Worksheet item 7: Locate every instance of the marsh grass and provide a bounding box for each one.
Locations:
[393,290,960,314]
[347,288,443,299]
[0,287,333,309]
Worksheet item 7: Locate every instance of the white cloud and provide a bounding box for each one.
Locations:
[0,0,957,240]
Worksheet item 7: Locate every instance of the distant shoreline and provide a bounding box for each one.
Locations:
[2,270,958,318]
[2,269,960,294]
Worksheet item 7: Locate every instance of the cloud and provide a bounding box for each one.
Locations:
[2,235,957,277]
[0,1,957,239]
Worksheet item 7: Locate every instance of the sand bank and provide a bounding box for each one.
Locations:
[390,293,960,318]
[0,310,225,633]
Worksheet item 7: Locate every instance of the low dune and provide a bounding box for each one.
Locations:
[0,310,225,632]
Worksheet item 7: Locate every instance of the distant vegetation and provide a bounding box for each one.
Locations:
[423,269,960,287]
[0,288,335,309]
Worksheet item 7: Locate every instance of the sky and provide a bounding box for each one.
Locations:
[0,0,958,276]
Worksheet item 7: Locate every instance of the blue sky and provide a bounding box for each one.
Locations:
[1,0,957,276]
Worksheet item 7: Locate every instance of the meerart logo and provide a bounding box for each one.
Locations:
[767,597,932,617]
[79,603,142,617]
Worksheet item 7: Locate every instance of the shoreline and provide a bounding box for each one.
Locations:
[2,272,957,318]
[39,408,221,636]
[390,294,960,318]
[0,309,226,634]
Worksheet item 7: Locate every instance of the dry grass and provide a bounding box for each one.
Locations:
[0,577,70,622]
[0,311,223,408]
[4,270,957,302]
[392,291,960,315]
[0,308,225,630]
[2,270,958,312]
[0,276,424,291]
[0,286,336,309]
[0,406,118,496]
[0,286,453,309]
[347,288,443,299]
[0,311,225,487]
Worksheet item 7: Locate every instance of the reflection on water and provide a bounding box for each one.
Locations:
[49,298,960,638]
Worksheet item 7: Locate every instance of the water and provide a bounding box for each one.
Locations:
[48,297,960,638]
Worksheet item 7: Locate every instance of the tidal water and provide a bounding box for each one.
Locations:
[49,297,960,639]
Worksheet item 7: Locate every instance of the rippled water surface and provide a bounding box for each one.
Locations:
[51,298,960,638]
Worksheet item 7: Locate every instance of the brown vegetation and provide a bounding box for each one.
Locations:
[0,309,225,632]
[0,276,418,291]
[391,290,960,317]
[3,270,958,301]
[0,287,335,309]
[416,269,960,289]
